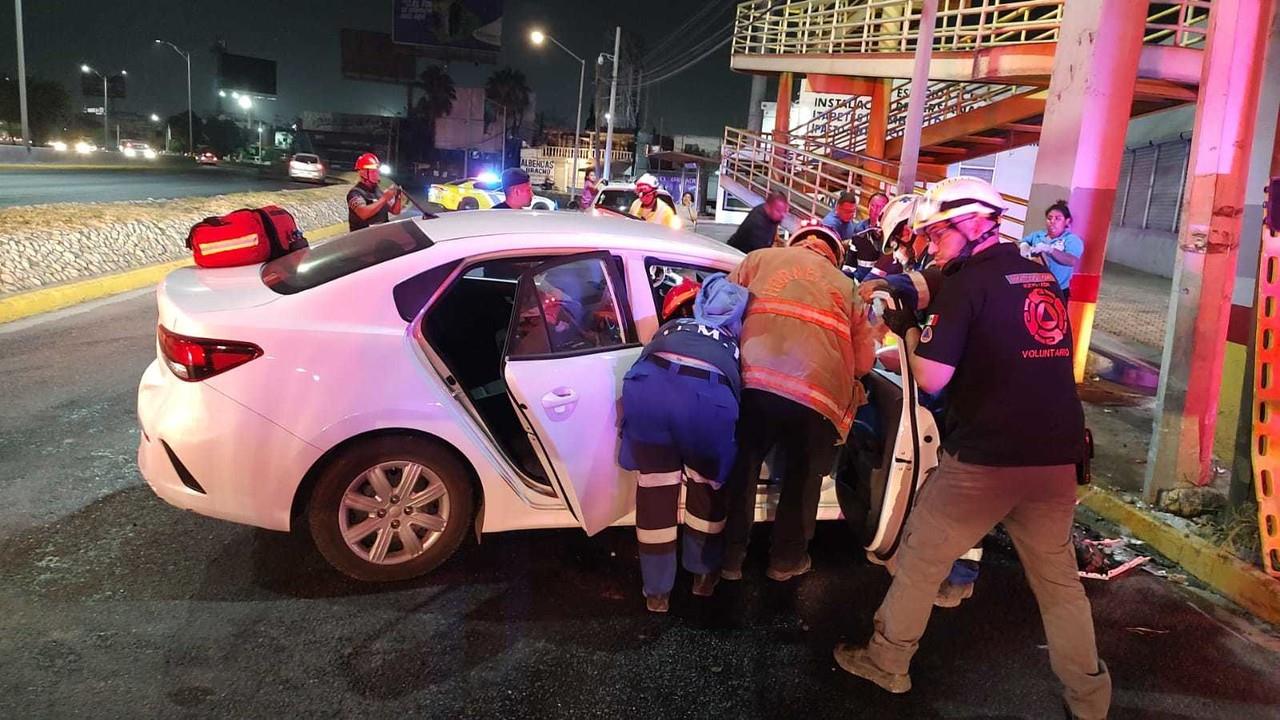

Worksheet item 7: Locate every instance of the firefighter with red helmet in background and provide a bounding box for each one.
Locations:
[629,173,682,229]
[619,273,748,612]
[347,152,404,232]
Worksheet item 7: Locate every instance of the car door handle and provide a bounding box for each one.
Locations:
[540,387,579,420]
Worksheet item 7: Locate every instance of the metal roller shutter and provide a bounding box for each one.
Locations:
[1123,146,1157,228]
[1146,140,1189,232]
[1113,151,1133,225]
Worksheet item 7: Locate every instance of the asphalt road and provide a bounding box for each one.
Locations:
[2,291,1280,719]
[0,165,327,207]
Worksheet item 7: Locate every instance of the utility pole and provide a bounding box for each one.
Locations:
[603,26,621,181]
[896,0,938,195]
[155,40,194,155]
[15,0,31,152]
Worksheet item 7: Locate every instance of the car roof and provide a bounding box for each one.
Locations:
[410,210,741,259]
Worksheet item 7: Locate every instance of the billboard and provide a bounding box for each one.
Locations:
[217,53,278,96]
[392,0,502,63]
[341,29,418,83]
[81,73,126,99]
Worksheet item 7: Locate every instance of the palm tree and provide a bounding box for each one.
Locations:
[412,65,457,150]
[485,67,531,137]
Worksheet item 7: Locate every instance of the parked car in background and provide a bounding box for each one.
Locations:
[195,147,219,166]
[428,176,557,211]
[119,140,157,159]
[288,153,326,183]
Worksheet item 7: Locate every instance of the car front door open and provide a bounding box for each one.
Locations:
[502,251,641,535]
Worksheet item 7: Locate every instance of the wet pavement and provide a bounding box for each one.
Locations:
[2,269,1279,719]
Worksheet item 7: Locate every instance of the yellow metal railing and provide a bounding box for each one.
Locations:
[732,0,1210,57]
[722,125,1027,241]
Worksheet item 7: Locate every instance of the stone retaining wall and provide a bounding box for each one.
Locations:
[0,185,349,295]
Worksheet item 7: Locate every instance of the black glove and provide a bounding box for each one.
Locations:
[881,304,919,338]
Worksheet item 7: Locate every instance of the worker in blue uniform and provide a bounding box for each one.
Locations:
[619,274,748,613]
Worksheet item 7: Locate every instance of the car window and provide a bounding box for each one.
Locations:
[597,189,637,212]
[508,256,628,358]
[644,259,724,320]
[262,220,433,295]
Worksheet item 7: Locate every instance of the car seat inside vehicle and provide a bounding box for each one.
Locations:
[424,259,551,487]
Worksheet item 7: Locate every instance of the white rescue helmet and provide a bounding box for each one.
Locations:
[788,220,844,266]
[912,176,1007,233]
[879,194,919,242]
[635,173,659,191]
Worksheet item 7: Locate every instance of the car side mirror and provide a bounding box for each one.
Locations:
[1267,178,1280,234]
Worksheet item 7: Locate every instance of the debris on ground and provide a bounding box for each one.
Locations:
[1159,486,1228,518]
[1072,527,1151,581]
[1126,622,1172,632]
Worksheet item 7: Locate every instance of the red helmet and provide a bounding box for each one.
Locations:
[355,153,381,171]
[661,277,701,320]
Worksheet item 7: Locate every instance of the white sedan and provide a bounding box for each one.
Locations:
[138,211,929,581]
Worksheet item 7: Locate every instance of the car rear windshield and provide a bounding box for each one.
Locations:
[294,154,318,163]
[261,220,434,295]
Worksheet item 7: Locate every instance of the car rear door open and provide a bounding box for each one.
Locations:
[502,251,642,535]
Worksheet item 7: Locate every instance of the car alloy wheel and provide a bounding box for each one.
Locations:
[308,436,474,582]
[338,460,450,565]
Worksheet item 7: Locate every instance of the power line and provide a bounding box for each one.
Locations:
[636,35,732,87]
[639,19,735,80]
[642,1,735,62]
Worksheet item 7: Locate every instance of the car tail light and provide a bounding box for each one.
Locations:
[158,326,263,381]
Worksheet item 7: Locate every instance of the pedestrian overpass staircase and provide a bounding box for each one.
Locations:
[719,0,1210,227]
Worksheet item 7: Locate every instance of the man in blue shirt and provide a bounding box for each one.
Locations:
[823,191,889,280]
[1020,200,1084,301]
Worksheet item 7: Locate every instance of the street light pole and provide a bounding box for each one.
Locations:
[529,29,587,196]
[99,74,108,149]
[603,26,621,181]
[15,0,31,152]
[155,40,194,155]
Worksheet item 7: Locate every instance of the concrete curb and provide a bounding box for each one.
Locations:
[1079,485,1280,625]
[0,220,348,325]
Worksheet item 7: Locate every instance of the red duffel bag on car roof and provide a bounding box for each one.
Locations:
[186,206,308,268]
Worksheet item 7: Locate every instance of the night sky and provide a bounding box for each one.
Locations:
[0,0,753,136]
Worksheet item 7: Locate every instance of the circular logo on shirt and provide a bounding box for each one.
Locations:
[1023,287,1068,346]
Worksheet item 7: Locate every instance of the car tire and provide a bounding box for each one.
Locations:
[308,436,474,582]
[531,200,552,211]
[458,196,480,210]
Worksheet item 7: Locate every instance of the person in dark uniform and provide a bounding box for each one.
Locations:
[347,152,403,232]
[726,191,789,253]
[619,274,748,613]
[833,177,1110,720]
[491,168,533,209]
[823,191,888,280]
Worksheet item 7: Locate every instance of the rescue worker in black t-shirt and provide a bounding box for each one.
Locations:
[347,153,403,232]
[833,177,1111,720]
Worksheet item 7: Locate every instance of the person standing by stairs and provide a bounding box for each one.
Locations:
[726,191,790,253]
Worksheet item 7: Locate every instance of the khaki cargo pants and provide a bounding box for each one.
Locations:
[867,452,1112,720]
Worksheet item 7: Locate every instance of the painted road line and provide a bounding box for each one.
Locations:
[0,220,348,325]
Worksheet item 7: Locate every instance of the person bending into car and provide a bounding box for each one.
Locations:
[628,173,680,229]
[619,274,748,613]
[347,152,403,232]
[719,223,876,584]
[834,177,1109,720]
